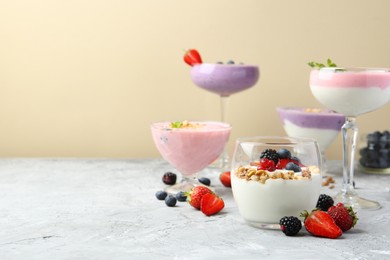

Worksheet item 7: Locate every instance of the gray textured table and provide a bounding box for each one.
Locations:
[0,159,390,260]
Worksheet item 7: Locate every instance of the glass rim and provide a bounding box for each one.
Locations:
[150,120,232,130]
[235,135,319,145]
[312,67,390,72]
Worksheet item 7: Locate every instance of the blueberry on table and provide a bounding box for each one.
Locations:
[198,177,211,186]
[155,190,168,200]
[165,195,177,207]
[175,191,187,202]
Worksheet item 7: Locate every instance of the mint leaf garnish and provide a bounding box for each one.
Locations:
[170,121,183,128]
[308,59,338,69]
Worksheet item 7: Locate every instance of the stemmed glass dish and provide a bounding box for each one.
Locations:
[231,136,322,229]
[190,64,259,169]
[276,107,345,175]
[310,67,390,209]
[151,121,231,193]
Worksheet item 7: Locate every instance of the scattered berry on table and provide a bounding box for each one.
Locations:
[300,209,342,239]
[219,171,231,187]
[165,195,177,207]
[200,193,225,216]
[327,203,358,232]
[260,149,279,164]
[316,194,334,211]
[285,162,301,172]
[162,172,177,185]
[279,216,302,236]
[186,186,213,209]
[277,149,292,159]
[175,191,187,202]
[198,177,211,186]
[155,190,168,200]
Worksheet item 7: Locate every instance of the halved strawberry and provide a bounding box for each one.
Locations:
[183,49,202,66]
[200,193,225,216]
[186,186,213,210]
[275,158,291,169]
[219,171,231,187]
[327,203,358,232]
[258,158,276,171]
[301,209,342,239]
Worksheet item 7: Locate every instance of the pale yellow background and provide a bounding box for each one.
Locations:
[1,0,389,159]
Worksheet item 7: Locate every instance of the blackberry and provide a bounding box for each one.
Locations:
[162,172,177,185]
[165,195,177,207]
[316,194,334,211]
[198,177,211,186]
[260,149,279,164]
[279,216,302,236]
[175,191,187,202]
[285,162,301,172]
[155,190,168,200]
[277,148,291,159]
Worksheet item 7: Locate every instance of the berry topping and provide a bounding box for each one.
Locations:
[155,190,168,200]
[175,191,187,202]
[301,209,342,239]
[277,148,292,159]
[164,195,177,207]
[219,171,231,187]
[260,149,279,164]
[200,193,225,216]
[316,194,334,211]
[186,186,213,210]
[327,203,358,232]
[275,158,291,169]
[162,172,177,185]
[279,216,302,236]
[226,60,235,64]
[198,177,211,186]
[258,158,276,172]
[183,49,202,66]
[285,162,301,172]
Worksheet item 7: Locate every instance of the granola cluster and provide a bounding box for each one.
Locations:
[235,165,314,184]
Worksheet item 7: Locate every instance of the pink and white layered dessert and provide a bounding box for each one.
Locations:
[310,68,390,116]
[277,107,345,152]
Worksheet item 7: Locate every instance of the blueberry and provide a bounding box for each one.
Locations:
[175,191,187,202]
[155,190,168,200]
[285,162,301,172]
[165,195,177,207]
[226,60,235,64]
[277,149,291,159]
[162,172,177,185]
[198,177,211,186]
[216,61,223,64]
[291,156,301,163]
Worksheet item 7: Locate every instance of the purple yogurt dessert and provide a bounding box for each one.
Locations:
[191,64,259,97]
[277,107,345,152]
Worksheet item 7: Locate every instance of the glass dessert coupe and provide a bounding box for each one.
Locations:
[276,107,345,175]
[190,63,259,170]
[231,136,322,229]
[310,67,390,210]
[151,121,232,193]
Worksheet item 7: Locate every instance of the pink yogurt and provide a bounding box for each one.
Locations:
[191,64,259,96]
[151,121,231,176]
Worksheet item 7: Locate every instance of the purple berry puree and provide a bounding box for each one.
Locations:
[190,64,259,96]
[277,107,345,130]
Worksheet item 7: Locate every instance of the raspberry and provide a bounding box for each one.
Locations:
[316,194,334,211]
[279,216,302,236]
[258,158,276,171]
[260,149,279,164]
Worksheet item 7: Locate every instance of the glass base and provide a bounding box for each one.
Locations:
[333,190,381,210]
[245,220,281,230]
[164,177,210,194]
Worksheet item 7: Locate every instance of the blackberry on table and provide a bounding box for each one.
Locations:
[316,194,334,211]
[260,149,279,164]
[162,172,177,185]
[279,216,302,236]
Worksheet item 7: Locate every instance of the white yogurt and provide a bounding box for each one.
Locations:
[231,170,321,225]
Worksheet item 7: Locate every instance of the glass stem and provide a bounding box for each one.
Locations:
[220,95,230,123]
[341,116,358,195]
[219,95,230,170]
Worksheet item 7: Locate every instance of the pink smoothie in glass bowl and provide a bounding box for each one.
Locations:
[151,121,232,177]
[310,68,390,116]
[190,64,259,96]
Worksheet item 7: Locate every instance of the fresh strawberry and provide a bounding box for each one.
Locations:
[186,186,213,209]
[183,49,202,66]
[219,171,231,187]
[200,193,225,216]
[327,203,358,232]
[258,158,276,171]
[301,209,342,239]
[275,158,291,169]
